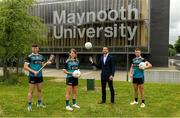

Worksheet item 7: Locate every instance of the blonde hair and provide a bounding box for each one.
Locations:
[68,48,78,60]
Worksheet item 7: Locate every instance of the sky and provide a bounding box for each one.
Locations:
[169,0,180,44]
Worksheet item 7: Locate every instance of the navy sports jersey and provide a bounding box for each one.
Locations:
[132,57,146,78]
[25,53,45,77]
[64,59,80,78]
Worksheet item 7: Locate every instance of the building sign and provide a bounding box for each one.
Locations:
[31,0,150,52]
[53,5,138,41]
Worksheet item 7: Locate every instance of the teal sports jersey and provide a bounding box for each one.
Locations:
[64,59,80,78]
[25,53,45,77]
[132,57,146,78]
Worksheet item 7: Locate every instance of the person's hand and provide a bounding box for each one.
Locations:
[46,60,52,64]
[130,73,133,79]
[89,56,93,64]
[109,75,113,80]
[32,70,38,76]
[68,72,73,75]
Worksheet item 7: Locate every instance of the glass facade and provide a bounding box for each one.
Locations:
[31,0,150,54]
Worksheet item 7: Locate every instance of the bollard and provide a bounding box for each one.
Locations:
[87,78,95,91]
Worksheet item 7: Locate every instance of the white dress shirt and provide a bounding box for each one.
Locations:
[103,53,109,64]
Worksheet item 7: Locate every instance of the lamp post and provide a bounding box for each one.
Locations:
[125,45,131,82]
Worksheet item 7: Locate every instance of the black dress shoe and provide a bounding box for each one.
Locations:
[98,101,106,104]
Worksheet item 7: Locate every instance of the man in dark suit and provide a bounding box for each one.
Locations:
[89,47,115,104]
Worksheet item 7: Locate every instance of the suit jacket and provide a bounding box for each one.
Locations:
[92,54,115,78]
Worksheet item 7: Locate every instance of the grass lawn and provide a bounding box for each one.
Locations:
[0,76,180,117]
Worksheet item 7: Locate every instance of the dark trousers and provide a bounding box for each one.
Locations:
[101,76,115,103]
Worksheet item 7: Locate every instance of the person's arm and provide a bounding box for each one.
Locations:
[23,57,38,76]
[63,69,73,75]
[62,62,73,75]
[145,61,152,69]
[89,56,102,69]
[129,64,133,79]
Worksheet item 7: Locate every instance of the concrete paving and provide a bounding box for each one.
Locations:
[0,67,128,81]
[39,69,128,81]
[0,67,179,83]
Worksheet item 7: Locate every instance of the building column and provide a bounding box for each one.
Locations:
[55,54,60,69]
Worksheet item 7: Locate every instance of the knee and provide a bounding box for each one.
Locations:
[28,91,33,96]
[134,88,138,92]
[65,94,70,98]
[37,89,42,93]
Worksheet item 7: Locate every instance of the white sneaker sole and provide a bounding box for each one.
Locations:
[28,108,32,111]
[66,107,73,111]
[72,106,80,109]
[66,108,73,111]
[140,105,145,108]
[130,103,138,105]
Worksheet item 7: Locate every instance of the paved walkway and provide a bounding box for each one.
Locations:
[0,68,128,81]
[0,67,178,82]
[40,69,128,81]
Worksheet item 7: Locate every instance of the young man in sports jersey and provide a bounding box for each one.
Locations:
[129,48,152,108]
[63,49,80,111]
[24,44,46,111]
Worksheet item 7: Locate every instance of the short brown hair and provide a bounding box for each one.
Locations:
[103,47,109,50]
[135,48,141,51]
[32,44,38,47]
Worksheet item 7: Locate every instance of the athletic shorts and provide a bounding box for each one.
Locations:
[28,76,43,84]
[66,77,78,86]
[133,77,144,85]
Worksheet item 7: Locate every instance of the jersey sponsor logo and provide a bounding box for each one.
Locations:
[34,60,43,64]
[71,66,78,70]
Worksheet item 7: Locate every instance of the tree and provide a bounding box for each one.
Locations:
[169,44,176,57]
[169,48,176,57]
[0,0,46,81]
[175,36,180,53]
[169,44,174,49]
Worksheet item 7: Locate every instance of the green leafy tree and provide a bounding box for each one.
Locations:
[0,0,46,81]
[175,36,180,53]
[169,44,174,49]
[169,48,176,57]
[169,44,176,57]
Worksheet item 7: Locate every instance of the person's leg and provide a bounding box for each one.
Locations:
[37,82,45,107]
[37,83,42,101]
[139,83,145,108]
[28,84,35,110]
[107,79,115,103]
[139,84,145,103]
[101,78,107,103]
[66,85,72,107]
[130,83,139,105]
[72,77,78,104]
[65,85,73,110]
[72,86,80,108]
[72,86,77,104]
[133,83,139,102]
